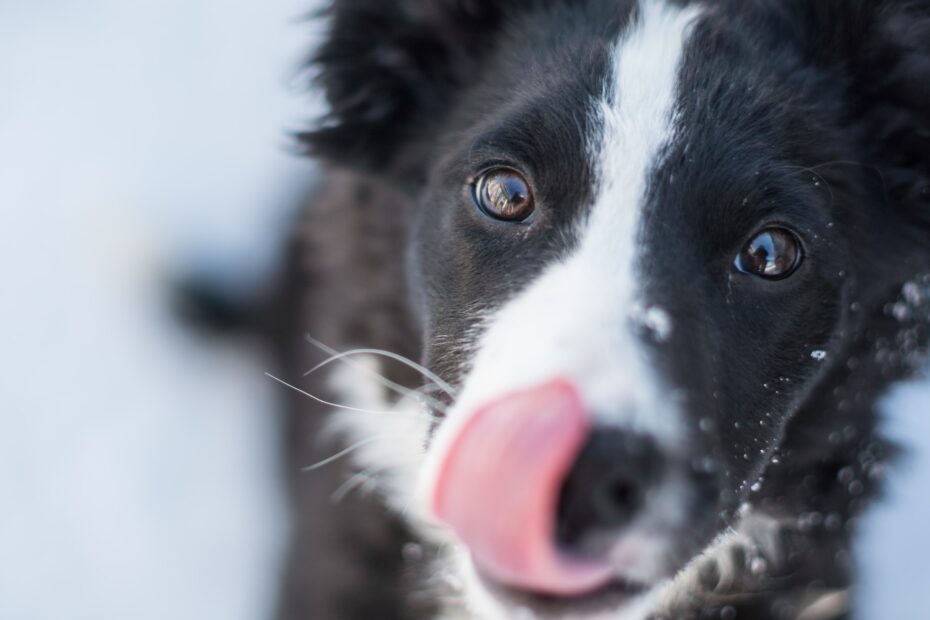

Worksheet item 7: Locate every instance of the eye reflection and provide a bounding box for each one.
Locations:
[472,168,535,222]
[735,228,803,280]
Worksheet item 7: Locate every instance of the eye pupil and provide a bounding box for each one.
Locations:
[736,228,802,280]
[474,168,535,221]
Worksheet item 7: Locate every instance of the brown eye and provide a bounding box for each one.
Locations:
[472,168,535,222]
[735,228,803,280]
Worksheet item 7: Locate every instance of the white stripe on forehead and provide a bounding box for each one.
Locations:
[584,0,701,297]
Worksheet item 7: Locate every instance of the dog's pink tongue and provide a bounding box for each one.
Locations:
[429,379,612,596]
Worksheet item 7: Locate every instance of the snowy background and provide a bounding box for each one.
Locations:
[0,1,928,619]
[0,1,319,619]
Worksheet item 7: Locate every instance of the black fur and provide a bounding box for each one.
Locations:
[273,1,930,619]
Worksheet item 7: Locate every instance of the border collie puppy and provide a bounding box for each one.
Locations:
[272,1,930,619]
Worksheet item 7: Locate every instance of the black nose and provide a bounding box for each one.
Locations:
[555,429,664,552]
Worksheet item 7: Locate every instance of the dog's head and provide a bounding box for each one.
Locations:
[305,0,930,616]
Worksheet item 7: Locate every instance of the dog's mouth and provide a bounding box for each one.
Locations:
[422,379,693,618]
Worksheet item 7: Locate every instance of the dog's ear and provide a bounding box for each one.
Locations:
[800,1,930,226]
[299,0,508,173]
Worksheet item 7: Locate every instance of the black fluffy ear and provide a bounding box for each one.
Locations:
[299,0,507,172]
[806,1,930,226]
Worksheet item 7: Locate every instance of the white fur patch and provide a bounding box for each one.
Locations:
[324,354,432,514]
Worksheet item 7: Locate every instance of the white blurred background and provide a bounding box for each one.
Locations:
[0,1,928,619]
[0,1,319,618]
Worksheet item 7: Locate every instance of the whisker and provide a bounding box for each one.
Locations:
[302,434,411,472]
[265,372,431,420]
[302,337,449,413]
[331,469,376,503]
[403,381,451,405]
[304,334,458,398]
[331,460,420,502]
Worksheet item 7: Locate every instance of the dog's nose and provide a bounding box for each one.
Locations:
[556,429,663,551]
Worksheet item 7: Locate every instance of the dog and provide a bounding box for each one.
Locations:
[224,1,930,619]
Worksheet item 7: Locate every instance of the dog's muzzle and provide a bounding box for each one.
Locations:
[426,379,667,597]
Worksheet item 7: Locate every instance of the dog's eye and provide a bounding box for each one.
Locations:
[472,168,535,222]
[735,228,803,280]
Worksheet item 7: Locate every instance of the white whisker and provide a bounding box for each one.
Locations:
[265,372,431,420]
[331,461,420,502]
[303,435,411,472]
[304,334,457,398]
[302,341,449,413]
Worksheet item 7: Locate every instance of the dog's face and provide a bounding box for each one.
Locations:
[306,0,930,617]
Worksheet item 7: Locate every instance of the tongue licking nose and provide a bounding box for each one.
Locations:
[427,379,613,596]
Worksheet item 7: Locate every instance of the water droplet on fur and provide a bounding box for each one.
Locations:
[811,350,827,361]
[771,455,781,465]
[700,418,714,432]
[750,481,762,492]
[892,303,911,322]
[750,557,767,575]
[632,304,674,343]
[734,421,742,429]
[902,282,924,305]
